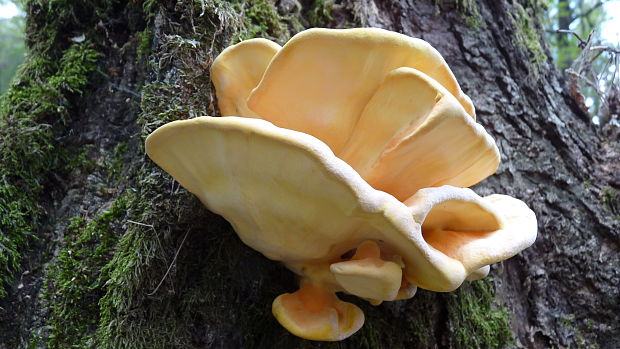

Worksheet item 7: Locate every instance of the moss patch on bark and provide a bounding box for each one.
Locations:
[0,34,100,299]
[510,2,548,78]
[447,279,513,348]
[43,194,130,348]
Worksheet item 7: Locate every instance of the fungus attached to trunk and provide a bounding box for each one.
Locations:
[145,28,538,341]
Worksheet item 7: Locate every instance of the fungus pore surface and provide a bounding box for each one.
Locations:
[145,28,537,341]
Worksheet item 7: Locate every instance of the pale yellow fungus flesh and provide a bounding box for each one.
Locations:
[146,28,538,342]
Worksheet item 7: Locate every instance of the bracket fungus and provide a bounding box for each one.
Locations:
[145,28,537,341]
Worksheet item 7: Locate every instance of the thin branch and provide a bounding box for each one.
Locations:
[590,46,620,54]
[557,29,587,46]
[586,48,605,66]
[126,219,154,228]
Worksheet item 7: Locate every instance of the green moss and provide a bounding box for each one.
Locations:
[456,0,483,29]
[436,0,484,29]
[26,1,107,57]
[136,28,153,59]
[447,279,513,348]
[67,144,97,172]
[510,3,547,77]
[142,0,158,20]
[43,194,129,348]
[231,0,291,42]
[0,40,100,299]
[94,168,190,348]
[2,0,160,306]
[27,333,43,349]
[104,142,129,183]
[0,0,146,301]
[307,0,334,27]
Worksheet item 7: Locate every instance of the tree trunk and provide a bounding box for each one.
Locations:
[1,0,618,348]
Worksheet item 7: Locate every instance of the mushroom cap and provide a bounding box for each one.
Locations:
[211,38,281,117]
[340,67,499,201]
[145,116,537,292]
[211,28,500,201]
[246,28,475,156]
[272,281,364,341]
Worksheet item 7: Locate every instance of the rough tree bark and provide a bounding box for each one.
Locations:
[0,0,618,348]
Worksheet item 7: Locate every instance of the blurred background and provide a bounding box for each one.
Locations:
[0,0,24,94]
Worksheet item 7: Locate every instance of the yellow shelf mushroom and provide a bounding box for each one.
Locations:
[146,28,537,342]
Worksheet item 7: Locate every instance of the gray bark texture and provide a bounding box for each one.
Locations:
[0,0,618,348]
